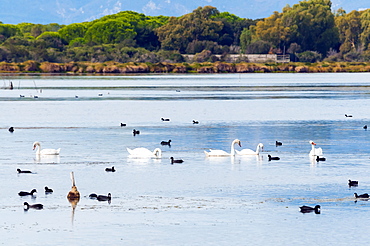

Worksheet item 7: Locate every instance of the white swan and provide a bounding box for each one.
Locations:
[33,141,60,155]
[236,143,264,155]
[204,139,241,157]
[309,141,323,157]
[127,147,162,158]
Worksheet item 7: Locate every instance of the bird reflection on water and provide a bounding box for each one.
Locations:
[67,172,80,224]
[34,155,60,164]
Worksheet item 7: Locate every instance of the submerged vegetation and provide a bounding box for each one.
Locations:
[0,0,370,72]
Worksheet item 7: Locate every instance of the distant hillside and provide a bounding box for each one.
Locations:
[1,0,368,24]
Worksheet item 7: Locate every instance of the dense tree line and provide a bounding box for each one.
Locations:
[243,0,370,62]
[0,0,370,64]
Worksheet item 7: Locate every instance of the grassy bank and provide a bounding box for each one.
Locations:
[1,61,370,74]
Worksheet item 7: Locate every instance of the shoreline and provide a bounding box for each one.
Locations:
[1,61,370,74]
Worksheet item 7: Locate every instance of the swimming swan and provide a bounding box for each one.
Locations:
[127,147,162,158]
[309,141,323,157]
[204,139,241,157]
[33,141,60,155]
[236,143,264,155]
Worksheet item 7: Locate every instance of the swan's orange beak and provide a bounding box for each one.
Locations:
[32,145,36,150]
[312,142,316,145]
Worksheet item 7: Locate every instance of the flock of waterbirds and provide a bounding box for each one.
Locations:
[125,114,368,214]
[300,114,368,214]
[10,114,369,213]
[13,117,191,211]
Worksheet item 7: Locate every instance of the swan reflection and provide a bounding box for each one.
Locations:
[238,154,264,162]
[34,155,60,164]
[127,156,162,165]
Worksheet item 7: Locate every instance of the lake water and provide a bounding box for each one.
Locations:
[1,73,370,245]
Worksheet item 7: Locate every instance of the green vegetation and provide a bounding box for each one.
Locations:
[0,0,370,65]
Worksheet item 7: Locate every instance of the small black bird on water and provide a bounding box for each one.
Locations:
[364,125,368,130]
[17,169,32,174]
[89,193,98,199]
[300,205,321,214]
[193,120,199,124]
[354,193,369,198]
[24,202,43,210]
[348,180,358,187]
[268,155,280,161]
[133,129,140,136]
[161,118,170,121]
[45,186,53,193]
[345,114,352,117]
[170,157,184,164]
[8,127,14,132]
[316,156,326,162]
[105,166,116,172]
[275,141,283,146]
[18,189,37,196]
[97,193,111,202]
[161,140,171,146]
[121,123,126,127]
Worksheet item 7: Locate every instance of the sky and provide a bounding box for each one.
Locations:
[0,0,368,25]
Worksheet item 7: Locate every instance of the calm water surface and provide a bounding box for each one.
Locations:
[1,73,370,245]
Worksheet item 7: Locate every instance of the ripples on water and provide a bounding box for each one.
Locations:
[1,73,370,245]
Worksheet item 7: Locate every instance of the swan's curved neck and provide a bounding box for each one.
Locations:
[231,144,235,155]
[34,143,41,155]
[311,144,315,155]
[255,144,261,154]
[231,141,239,155]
